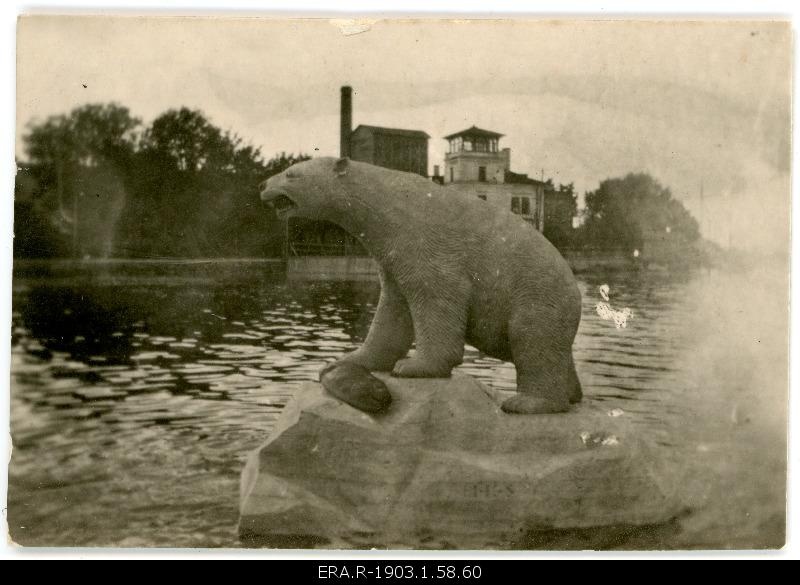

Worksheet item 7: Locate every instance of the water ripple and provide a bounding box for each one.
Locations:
[8,268,787,547]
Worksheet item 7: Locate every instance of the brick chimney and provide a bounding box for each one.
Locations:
[340,86,352,158]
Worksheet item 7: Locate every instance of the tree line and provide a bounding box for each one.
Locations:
[14,101,701,259]
[543,175,700,253]
[15,103,309,258]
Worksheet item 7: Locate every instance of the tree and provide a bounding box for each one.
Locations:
[143,107,228,172]
[25,103,140,169]
[557,182,578,220]
[116,107,310,257]
[542,182,579,247]
[13,166,69,258]
[18,102,311,259]
[18,103,141,258]
[579,173,699,250]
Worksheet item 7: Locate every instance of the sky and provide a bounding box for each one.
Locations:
[15,16,792,253]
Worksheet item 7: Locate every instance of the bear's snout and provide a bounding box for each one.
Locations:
[260,186,298,218]
[259,181,283,203]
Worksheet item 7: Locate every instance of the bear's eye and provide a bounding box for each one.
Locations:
[285,170,300,179]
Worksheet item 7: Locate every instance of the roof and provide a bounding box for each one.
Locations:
[504,170,552,188]
[444,125,504,140]
[352,124,430,139]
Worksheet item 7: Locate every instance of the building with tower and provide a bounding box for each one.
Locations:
[443,126,509,184]
[440,125,550,232]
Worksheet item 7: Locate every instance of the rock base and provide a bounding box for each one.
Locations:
[238,373,686,549]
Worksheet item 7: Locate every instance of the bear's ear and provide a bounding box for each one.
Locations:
[334,157,350,177]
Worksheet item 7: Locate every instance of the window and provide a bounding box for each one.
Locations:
[478,166,486,182]
[463,139,473,152]
[521,197,531,215]
[511,197,521,214]
[450,167,454,183]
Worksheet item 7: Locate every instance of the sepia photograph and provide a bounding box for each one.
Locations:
[5,12,792,553]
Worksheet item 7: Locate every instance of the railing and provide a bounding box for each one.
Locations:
[289,242,369,257]
[445,150,501,156]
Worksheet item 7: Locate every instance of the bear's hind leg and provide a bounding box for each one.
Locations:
[501,319,575,414]
[338,268,414,372]
[567,353,582,404]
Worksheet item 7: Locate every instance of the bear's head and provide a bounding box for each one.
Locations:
[259,157,353,221]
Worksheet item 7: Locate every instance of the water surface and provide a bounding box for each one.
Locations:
[8,263,787,548]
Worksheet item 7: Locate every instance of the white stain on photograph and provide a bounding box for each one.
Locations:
[595,284,633,329]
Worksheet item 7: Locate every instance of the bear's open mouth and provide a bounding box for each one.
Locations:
[262,191,297,218]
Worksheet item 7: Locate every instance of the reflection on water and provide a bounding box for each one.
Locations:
[8,264,787,548]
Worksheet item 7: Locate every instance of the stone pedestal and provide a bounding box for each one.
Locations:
[238,373,686,549]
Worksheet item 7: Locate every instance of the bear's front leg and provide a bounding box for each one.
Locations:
[338,268,414,372]
[391,275,470,379]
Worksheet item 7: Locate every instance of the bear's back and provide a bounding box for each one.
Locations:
[346,161,572,281]
[349,161,532,235]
